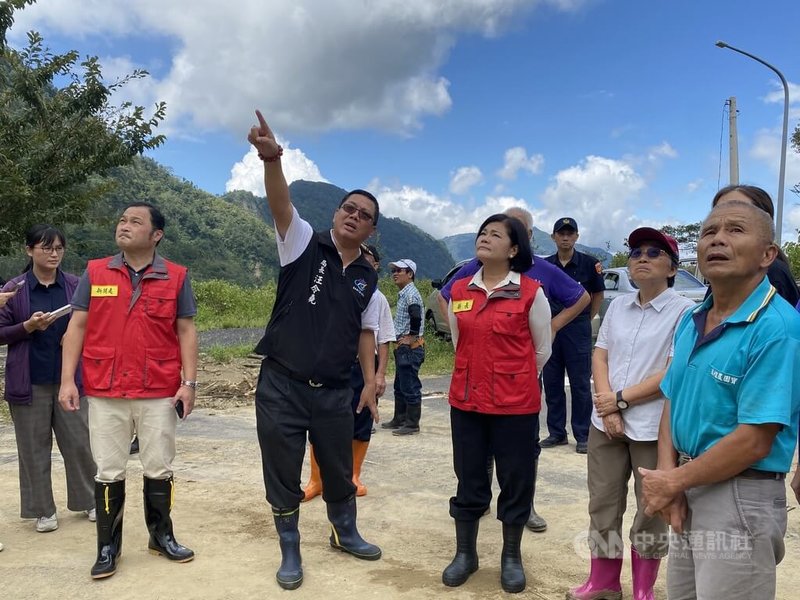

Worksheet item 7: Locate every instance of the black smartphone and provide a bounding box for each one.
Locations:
[175,400,184,419]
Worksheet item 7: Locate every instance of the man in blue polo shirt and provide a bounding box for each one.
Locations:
[438,206,590,533]
[640,201,800,600]
[541,217,605,455]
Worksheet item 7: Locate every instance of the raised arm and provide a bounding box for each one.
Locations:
[247,110,293,238]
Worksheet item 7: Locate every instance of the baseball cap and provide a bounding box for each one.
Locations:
[627,227,679,261]
[389,259,417,275]
[553,217,578,233]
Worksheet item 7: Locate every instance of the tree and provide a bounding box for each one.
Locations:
[609,251,628,268]
[660,222,701,244]
[792,123,800,198]
[0,0,166,253]
[783,241,800,280]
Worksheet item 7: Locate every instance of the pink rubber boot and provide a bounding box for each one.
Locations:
[566,557,623,600]
[631,546,661,600]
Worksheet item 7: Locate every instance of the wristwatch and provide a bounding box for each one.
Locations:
[615,390,629,411]
[181,380,198,390]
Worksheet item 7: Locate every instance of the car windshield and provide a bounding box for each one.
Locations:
[625,268,704,290]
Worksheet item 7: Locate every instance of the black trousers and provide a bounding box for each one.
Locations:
[449,407,537,525]
[255,363,355,508]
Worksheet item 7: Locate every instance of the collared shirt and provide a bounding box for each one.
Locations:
[544,250,604,320]
[394,281,424,338]
[375,290,396,345]
[26,270,69,385]
[592,288,694,440]
[661,276,800,472]
[448,270,552,371]
[439,256,585,310]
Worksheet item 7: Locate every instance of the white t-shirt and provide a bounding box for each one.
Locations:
[592,288,695,440]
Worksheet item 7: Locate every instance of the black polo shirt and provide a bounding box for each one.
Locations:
[255,230,377,388]
[26,270,69,385]
[544,250,604,321]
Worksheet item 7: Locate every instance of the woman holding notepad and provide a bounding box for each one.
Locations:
[0,224,95,535]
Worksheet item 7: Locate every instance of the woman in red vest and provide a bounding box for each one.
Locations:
[442,213,552,594]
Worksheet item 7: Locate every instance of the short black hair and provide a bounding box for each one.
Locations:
[365,244,380,262]
[475,214,533,273]
[125,202,166,231]
[339,189,379,225]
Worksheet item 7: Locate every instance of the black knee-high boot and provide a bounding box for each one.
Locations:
[143,476,194,562]
[500,523,526,593]
[442,519,479,587]
[273,507,303,590]
[327,495,381,560]
[91,480,125,579]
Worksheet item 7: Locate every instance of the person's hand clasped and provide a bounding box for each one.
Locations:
[247,110,282,160]
[639,466,681,521]
[602,412,625,439]
[593,390,617,417]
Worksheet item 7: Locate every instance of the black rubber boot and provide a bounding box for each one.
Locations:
[442,520,479,587]
[91,480,125,580]
[381,397,406,429]
[272,507,303,590]
[326,495,381,560]
[143,476,194,562]
[392,403,421,436]
[525,459,547,532]
[500,523,526,593]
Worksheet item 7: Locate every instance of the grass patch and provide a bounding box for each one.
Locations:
[202,344,256,363]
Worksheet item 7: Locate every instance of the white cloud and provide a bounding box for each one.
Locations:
[10,0,587,136]
[647,142,678,161]
[226,143,327,195]
[686,178,704,193]
[449,166,483,195]
[762,81,800,105]
[497,146,544,180]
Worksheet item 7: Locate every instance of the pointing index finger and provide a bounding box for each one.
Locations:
[255,109,269,132]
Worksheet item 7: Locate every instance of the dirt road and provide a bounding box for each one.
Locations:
[1,360,800,599]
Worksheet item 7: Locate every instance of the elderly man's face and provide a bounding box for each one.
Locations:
[698,204,775,282]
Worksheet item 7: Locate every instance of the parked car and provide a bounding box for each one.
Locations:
[425,260,469,338]
[591,267,707,342]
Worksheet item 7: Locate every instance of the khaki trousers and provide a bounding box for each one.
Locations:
[87,396,176,482]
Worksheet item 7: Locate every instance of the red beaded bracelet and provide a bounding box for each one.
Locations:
[258,146,284,162]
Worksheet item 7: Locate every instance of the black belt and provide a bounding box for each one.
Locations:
[265,358,347,390]
[677,452,785,480]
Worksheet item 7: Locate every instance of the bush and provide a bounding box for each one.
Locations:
[194,279,277,331]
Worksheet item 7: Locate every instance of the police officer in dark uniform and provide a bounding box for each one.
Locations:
[541,217,604,454]
[248,111,383,591]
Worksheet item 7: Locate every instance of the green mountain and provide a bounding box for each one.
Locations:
[221,180,454,279]
[442,228,613,266]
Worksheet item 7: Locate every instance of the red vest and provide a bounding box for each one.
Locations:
[81,255,187,399]
[448,275,542,415]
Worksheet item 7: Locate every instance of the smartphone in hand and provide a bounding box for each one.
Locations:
[48,304,73,320]
[175,400,184,419]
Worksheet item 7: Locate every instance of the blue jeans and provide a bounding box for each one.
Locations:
[393,345,424,406]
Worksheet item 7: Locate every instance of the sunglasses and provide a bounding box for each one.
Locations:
[390,268,407,274]
[629,247,669,260]
[340,203,374,224]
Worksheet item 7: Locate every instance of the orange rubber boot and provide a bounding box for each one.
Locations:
[352,440,369,497]
[301,446,322,502]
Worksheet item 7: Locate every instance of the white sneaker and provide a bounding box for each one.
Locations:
[0,541,4,551]
[85,508,97,522]
[36,513,58,533]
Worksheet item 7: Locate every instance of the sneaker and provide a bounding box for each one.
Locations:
[539,435,568,448]
[85,508,97,522]
[36,513,58,533]
[576,441,588,454]
[0,541,4,551]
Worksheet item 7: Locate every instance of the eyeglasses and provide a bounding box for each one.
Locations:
[629,247,668,260]
[340,203,374,224]
[35,245,65,255]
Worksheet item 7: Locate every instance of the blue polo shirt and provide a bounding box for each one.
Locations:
[544,250,604,321]
[661,276,800,473]
[26,270,69,385]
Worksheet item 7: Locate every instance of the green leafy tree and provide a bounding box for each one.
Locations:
[792,123,800,198]
[782,241,800,280]
[0,0,166,253]
[609,251,629,268]
[660,222,701,244]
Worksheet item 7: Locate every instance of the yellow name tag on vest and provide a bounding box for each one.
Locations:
[91,285,119,297]
[452,299,474,313]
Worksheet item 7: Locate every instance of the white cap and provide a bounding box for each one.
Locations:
[389,259,417,275]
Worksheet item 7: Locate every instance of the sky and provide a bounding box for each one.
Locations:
[8,0,800,251]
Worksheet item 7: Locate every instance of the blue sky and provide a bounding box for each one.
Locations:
[9,0,800,250]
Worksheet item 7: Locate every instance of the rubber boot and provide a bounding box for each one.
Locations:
[91,480,125,580]
[392,403,421,436]
[352,440,369,497]
[566,557,623,600]
[525,458,547,532]
[301,445,322,502]
[272,507,303,590]
[500,523,526,593]
[381,397,406,429]
[326,495,381,560]
[631,546,660,600]
[442,520,479,587]
[143,476,194,562]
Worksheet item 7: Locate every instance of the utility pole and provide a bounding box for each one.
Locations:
[728,97,739,185]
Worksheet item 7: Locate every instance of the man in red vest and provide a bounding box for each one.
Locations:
[59,202,198,580]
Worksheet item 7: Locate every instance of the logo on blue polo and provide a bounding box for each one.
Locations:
[353,278,368,297]
[710,367,739,386]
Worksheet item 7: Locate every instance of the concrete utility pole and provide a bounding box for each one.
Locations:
[716,40,789,245]
[728,97,739,185]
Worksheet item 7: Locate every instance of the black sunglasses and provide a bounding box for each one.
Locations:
[340,203,374,223]
[629,247,668,260]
